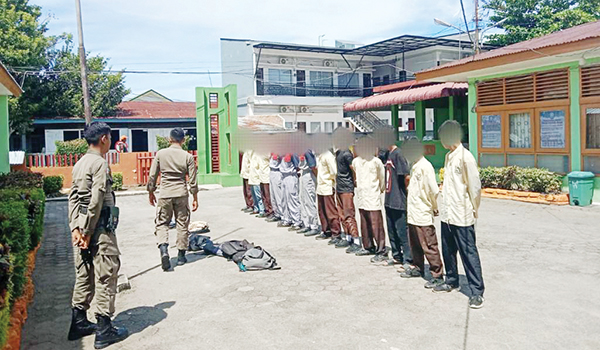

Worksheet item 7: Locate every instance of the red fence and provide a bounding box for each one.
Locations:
[27,152,120,167]
[136,151,198,185]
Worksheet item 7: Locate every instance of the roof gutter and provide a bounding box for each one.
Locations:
[0,62,23,97]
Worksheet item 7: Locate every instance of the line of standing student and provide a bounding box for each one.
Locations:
[239,121,485,309]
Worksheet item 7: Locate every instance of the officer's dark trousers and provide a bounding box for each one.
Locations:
[441,222,485,296]
[385,208,412,264]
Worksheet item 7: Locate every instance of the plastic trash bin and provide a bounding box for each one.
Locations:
[567,171,595,207]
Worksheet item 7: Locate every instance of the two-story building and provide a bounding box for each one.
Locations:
[221,34,495,133]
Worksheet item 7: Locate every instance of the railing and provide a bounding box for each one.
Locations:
[27,152,120,167]
[262,83,362,97]
[136,151,198,185]
[345,111,388,133]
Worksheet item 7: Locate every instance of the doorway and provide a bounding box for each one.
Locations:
[297,122,306,133]
[131,129,148,152]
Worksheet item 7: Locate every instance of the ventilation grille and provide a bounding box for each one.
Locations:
[582,65,600,98]
[505,74,534,104]
[536,69,569,101]
[477,79,504,107]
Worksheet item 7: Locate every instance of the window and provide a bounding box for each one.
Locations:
[267,69,293,95]
[64,130,80,141]
[285,122,294,129]
[256,68,264,96]
[309,71,333,96]
[538,155,569,173]
[508,112,532,149]
[539,110,566,149]
[373,77,381,87]
[383,75,390,85]
[338,73,359,88]
[586,108,600,149]
[310,122,321,133]
[209,93,218,109]
[480,114,502,149]
[324,122,334,133]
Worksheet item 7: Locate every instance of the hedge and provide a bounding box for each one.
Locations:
[55,138,88,155]
[112,172,123,191]
[479,166,562,194]
[0,172,45,348]
[43,175,63,196]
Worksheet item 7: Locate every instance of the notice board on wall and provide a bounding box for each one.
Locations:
[540,110,565,149]
[481,114,502,149]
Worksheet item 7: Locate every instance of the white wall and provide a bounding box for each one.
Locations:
[221,39,255,104]
[147,128,172,152]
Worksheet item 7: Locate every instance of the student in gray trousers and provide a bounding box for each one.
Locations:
[297,150,320,235]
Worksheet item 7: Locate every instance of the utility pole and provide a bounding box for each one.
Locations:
[75,0,92,125]
[474,0,480,54]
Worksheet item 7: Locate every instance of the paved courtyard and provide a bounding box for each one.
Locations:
[21,187,600,350]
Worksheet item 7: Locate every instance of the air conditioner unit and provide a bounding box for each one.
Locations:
[300,106,310,113]
[279,58,291,65]
[323,60,334,67]
[279,106,292,113]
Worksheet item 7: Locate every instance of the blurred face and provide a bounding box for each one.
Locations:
[438,122,462,150]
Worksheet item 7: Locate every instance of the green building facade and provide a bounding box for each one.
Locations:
[195,85,241,187]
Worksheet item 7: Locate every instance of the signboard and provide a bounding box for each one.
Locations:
[481,114,502,148]
[540,110,565,149]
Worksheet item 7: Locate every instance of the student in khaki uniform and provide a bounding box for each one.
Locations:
[434,120,485,310]
[148,128,199,272]
[352,139,386,258]
[68,122,128,349]
[248,151,265,215]
[240,150,254,212]
[257,152,273,218]
[311,148,340,239]
[398,139,444,288]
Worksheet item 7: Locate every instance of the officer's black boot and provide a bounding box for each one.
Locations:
[159,243,170,271]
[94,315,128,349]
[177,249,187,266]
[67,307,97,341]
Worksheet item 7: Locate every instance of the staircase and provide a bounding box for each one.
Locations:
[345,111,388,133]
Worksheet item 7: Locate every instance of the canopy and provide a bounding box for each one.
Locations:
[343,82,467,112]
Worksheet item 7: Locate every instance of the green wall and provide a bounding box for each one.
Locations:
[195,85,241,187]
[0,96,9,174]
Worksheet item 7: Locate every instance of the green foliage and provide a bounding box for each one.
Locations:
[42,175,63,195]
[0,290,10,348]
[112,172,123,191]
[55,138,88,155]
[156,135,191,151]
[0,171,42,189]
[484,0,600,46]
[0,197,30,304]
[479,166,562,193]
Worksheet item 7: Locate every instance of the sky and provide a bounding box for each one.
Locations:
[35,0,481,102]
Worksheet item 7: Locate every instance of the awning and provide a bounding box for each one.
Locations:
[343,82,468,112]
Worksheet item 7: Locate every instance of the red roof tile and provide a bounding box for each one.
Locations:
[111,101,196,119]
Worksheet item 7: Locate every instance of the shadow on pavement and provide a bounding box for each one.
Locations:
[113,301,175,336]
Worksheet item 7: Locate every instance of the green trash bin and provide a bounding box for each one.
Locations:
[567,171,595,207]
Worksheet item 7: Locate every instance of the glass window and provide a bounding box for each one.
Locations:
[479,153,505,167]
[481,114,502,148]
[537,155,569,174]
[586,108,600,149]
[309,71,333,96]
[507,154,535,167]
[540,110,566,149]
[583,155,600,174]
[285,122,294,129]
[268,69,292,84]
[310,122,321,133]
[324,122,334,133]
[209,93,218,108]
[338,73,359,87]
[63,130,80,141]
[509,112,532,148]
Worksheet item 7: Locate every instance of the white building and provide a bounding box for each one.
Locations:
[221,34,494,133]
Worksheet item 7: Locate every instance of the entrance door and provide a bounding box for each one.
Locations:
[297,122,307,133]
[296,70,306,97]
[363,73,372,97]
[131,129,149,152]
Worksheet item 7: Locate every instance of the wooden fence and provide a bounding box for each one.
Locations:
[27,152,120,167]
[136,150,198,185]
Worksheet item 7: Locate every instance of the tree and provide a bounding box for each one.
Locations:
[484,0,600,46]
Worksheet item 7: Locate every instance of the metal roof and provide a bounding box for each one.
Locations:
[254,35,499,57]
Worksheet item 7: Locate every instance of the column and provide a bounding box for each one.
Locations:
[0,96,8,173]
[569,66,581,171]
[415,100,426,140]
[391,104,399,141]
[467,81,478,161]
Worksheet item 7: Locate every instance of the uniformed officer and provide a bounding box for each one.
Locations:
[147,128,199,271]
[68,122,128,349]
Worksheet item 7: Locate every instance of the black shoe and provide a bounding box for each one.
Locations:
[469,295,485,309]
[328,237,341,245]
[304,229,320,237]
[355,247,376,256]
[345,244,360,254]
[335,240,351,248]
[370,254,388,264]
[399,266,422,278]
[94,315,128,349]
[266,216,280,222]
[315,233,331,240]
[159,244,170,271]
[424,278,444,289]
[68,307,97,341]
[177,250,187,266]
[432,283,460,293]
[298,227,310,234]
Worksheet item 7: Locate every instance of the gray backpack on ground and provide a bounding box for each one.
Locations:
[241,247,277,270]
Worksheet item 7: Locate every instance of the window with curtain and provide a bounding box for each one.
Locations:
[509,112,531,148]
[540,110,565,149]
[586,108,600,149]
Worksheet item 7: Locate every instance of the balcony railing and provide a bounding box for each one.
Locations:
[260,83,363,97]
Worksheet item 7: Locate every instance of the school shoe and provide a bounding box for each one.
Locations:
[399,266,422,278]
[335,240,351,248]
[345,244,361,254]
[94,315,128,349]
[315,233,331,240]
[432,283,460,293]
[250,211,260,215]
[328,237,342,245]
[370,254,388,264]
[256,213,267,218]
[424,278,444,289]
[355,247,376,256]
[469,295,485,309]
[288,225,302,232]
[304,229,320,237]
[279,222,292,228]
[177,250,187,266]
[67,307,97,341]
[159,244,170,271]
[242,207,253,212]
[297,227,311,234]
[266,216,280,222]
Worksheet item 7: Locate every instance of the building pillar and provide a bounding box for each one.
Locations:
[391,104,399,141]
[415,101,426,140]
[0,96,9,173]
[569,66,581,171]
[448,95,455,120]
[467,80,478,161]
